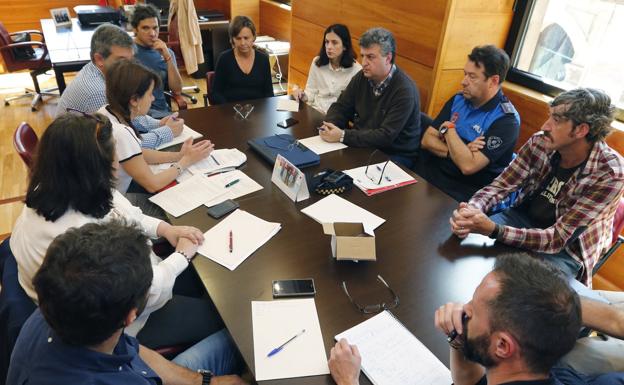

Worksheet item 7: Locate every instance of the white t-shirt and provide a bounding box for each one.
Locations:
[98,106,143,193]
[305,57,362,114]
[9,190,188,335]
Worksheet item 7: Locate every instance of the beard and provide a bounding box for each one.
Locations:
[462,315,497,368]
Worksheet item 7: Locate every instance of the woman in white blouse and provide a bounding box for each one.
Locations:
[10,113,223,348]
[98,59,212,206]
[293,24,361,113]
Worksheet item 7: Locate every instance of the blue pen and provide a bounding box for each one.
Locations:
[267,329,306,358]
[210,154,220,165]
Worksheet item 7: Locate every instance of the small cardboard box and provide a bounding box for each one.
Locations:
[322,222,376,261]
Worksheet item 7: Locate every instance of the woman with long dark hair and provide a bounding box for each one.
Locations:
[293,24,361,113]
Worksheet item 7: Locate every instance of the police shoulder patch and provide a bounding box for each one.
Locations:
[487,136,503,150]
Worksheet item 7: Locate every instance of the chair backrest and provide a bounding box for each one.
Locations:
[13,122,38,169]
[211,23,230,66]
[0,22,19,71]
[0,237,37,384]
[612,197,624,245]
[205,71,215,105]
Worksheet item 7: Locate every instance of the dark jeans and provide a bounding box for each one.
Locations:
[490,207,584,279]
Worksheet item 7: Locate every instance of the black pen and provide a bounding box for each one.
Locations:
[447,330,458,343]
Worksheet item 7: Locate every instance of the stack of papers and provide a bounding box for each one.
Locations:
[197,209,281,270]
[276,99,299,112]
[155,124,203,150]
[301,194,385,234]
[148,170,262,217]
[252,298,329,381]
[297,135,347,155]
[343,161,417,196]
[336,311,451,385]
[187,148,247,175]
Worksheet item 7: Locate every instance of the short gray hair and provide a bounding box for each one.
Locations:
[551,88,615,143]
[90,24,134,61]
[359,27,396,64]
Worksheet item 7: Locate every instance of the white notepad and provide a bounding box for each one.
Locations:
[148,174,228,217]
[252,298,329,381]
[197,209,281,270]
[155,124,203,150]
[187,148,247,175]
[335,311,452,385]
[297,135,347,155]
[276,99,300,112]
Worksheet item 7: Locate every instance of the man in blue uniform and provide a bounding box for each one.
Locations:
[417,45,520,202]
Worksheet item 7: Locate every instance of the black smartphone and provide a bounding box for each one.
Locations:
[207,199,239,219]
[277,117,298,128]
[272,279,316,297]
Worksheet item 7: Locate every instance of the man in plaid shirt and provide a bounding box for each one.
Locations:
[450,88,624,287]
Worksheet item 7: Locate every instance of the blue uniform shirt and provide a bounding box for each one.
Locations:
[417,90,520,202]
[7,310,161,385]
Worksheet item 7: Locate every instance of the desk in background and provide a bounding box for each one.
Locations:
[40,17,228,93]
[173,96,508,384]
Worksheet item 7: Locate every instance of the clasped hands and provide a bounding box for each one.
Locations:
[161,224,205,257]
[318,121,343,143]
[450,202,496,238]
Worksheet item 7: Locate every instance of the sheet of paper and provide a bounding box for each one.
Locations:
[301,194,385,234]
[149,163,193,182]
[336,311,451,385]
[155,124,203,150]
[203,170,263,207]
[197,209,281,270]
[298,135,348,155]
[253,298,329,381]
[148,174,227,217]
[276,99,300,112]
[343,161,415,190]
[187,148,247,175]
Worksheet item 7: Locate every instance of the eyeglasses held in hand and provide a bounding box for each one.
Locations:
[342,275,399,314]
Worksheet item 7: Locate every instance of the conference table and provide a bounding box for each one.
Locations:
[173,96,508,384]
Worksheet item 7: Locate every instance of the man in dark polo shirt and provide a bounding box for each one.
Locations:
[417,45,520,202]
[7,221,245,385]
[131,3,183,119]
[319,27,421,168]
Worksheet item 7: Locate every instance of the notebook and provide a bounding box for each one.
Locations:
[248,134,320,169]
[335,311,452,385]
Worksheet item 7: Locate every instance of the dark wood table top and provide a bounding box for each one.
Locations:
[175,96,506,384]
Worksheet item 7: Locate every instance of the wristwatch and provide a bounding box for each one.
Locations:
[197,369,213,385]
[439,126,449,136]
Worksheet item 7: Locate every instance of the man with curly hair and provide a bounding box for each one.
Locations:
[449,88,624,287]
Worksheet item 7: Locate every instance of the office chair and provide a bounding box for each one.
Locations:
[593,197,624,276]
[0,22,58,111]
[13,122,38,170]
[203,71,215,106]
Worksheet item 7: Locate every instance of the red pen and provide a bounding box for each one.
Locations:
[229,230,233,253]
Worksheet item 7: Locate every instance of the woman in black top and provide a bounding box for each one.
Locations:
[211,15,274,104]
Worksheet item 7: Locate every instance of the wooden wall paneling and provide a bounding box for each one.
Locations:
[394,55,433,109]
[290,0,338,26]
[426,69,463,117]
[259,0,291,41]
[195,0,231,19]
[230,0,259,26]
[287,67,308,92]
[289,17,325,76]
[0,0,98,32]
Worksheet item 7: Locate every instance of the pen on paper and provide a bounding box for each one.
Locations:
[267,329,306,358]
[225,179,240,188]
[229,230,233,253]
[210,154,220,165]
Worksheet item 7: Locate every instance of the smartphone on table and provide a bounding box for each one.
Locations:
[272,278,316,297]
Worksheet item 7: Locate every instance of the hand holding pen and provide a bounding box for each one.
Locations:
[434,302,468,349]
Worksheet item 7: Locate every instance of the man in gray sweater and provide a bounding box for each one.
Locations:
[319,27,421,168]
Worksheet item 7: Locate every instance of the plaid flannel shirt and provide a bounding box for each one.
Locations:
[469,132,624,286]
[368,64,396,97]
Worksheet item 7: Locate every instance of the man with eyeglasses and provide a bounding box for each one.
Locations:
[417,45,520,202]
[450,88,624,287]
[318,27,421,168]
[328,253,624,385]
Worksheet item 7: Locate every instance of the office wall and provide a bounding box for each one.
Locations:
[259,0,290,41]
[0,0,98,32]
[288,0,514,114]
